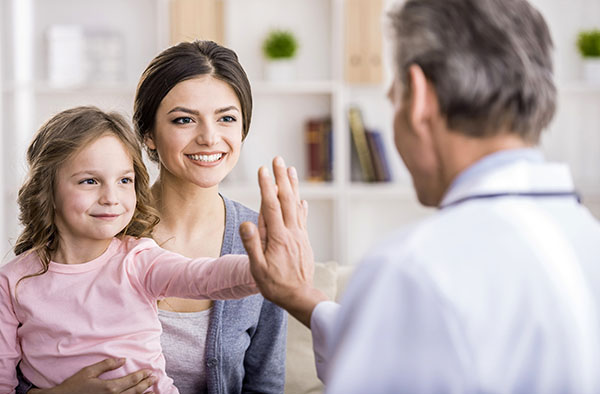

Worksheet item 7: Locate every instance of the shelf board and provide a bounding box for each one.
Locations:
[346,182,416,199]
[251,80,339,95]
[221,181,419,200]
[221,181,339,200]
[557,81,600,94]
[2,81,136,95]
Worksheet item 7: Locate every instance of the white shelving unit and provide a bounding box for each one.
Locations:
[2,0,600,266]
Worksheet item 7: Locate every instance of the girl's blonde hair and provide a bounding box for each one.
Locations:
[14,106,160,278]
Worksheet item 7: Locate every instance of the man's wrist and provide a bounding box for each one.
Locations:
[281,286,330,328]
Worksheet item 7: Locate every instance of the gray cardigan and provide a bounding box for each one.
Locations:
[16,195,287,394]
[201,196,287,393]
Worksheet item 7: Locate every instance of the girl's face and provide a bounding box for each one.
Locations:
[53,135,137,249]
[147,75,243,188]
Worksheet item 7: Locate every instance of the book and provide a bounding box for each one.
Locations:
[305,117,333,182]
[348,106,376,182]
[365,130,392,182]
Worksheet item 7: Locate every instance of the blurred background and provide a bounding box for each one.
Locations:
[1,0,599,266]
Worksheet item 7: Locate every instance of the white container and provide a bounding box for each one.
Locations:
[86,30,125,85]
[264,59,296,82]
[46,25,86,88]
[582,58,600,84]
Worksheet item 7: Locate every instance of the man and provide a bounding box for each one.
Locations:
[240,0,600,392]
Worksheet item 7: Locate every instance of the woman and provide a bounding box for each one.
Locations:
[19,40,286,394]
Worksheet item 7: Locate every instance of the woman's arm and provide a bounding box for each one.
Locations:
[21,359,156,394]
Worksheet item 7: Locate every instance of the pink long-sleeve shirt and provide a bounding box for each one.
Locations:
[0,236,258,394]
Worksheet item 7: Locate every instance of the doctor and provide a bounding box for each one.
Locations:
[241,0,600,392]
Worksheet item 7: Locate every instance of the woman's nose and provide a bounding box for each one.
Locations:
[195,122,218,146]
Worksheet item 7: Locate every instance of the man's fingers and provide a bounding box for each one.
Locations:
[272,157,298,226]
[81,358,126,376]
[288,166,301,202]
[258,166,285,233]
[301,199,309,226]
[258,212,267,250]
[240,222,268,271]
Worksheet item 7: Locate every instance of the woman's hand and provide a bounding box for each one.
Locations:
[28,358,156,394]
[240,157,329,328]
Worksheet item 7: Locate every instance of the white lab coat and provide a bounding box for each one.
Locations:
[311,158,600,393]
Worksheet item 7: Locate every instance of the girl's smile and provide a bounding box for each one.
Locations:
[52,134,137,263]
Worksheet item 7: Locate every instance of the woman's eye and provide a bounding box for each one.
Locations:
[79,179,97,185]
[220,115,236,123]
[120,177,134,184]
[173,117,193,125]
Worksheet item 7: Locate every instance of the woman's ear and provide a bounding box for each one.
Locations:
[144,133,156,150]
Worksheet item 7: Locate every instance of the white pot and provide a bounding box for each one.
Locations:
[582,58,600,83]
[264,59,296,82]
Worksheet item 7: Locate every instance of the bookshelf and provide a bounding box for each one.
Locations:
[2,0,600,265]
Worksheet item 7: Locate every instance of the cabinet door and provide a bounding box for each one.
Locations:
[170,0,224,44]
[344,0,383,84]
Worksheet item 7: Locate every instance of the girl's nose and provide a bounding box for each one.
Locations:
[98,185,119,205]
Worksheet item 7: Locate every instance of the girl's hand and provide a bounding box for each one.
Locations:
[28,358,156,394]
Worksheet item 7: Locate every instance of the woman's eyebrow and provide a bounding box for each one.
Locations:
[215,106,240,114]
[167,106,199,115]
[166,106,239,115]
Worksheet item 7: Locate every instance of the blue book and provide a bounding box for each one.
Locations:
[365,130,392,182]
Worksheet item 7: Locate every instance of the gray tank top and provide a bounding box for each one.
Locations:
[159,308,212,394]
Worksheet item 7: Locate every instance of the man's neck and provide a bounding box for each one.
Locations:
[437,131,534,197]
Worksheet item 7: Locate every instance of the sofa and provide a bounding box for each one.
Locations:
[283,261,355,394]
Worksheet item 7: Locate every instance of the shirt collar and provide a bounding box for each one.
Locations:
[440,148,575,208]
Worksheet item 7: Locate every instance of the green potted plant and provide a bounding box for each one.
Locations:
[262,29,299,81]
[577,29,600,83]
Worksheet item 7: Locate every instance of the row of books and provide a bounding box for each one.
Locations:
[304,106,392,183]
[348,106,392,182]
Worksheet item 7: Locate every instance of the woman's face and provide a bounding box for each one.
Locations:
[147,75,243,188]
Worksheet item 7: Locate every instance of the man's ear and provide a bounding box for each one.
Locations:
[407,64,439,137]
[144,133,156,150]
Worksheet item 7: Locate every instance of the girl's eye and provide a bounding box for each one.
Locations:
[173,117,193,125]
[120,177,134,184]
[79,179,97,185]
[220,115,236,123]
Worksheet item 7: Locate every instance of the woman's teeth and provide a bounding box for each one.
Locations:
[187,153,223,162]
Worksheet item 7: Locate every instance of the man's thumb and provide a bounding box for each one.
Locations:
[240,222,264,265]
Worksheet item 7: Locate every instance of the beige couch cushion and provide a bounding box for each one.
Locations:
[284,261,354,394]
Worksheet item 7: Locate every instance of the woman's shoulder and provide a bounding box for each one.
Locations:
[221,194,258,224]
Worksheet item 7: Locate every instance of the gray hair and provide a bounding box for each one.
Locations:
[388,0,556,142]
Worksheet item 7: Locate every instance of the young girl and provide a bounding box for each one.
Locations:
[0,106,258,394]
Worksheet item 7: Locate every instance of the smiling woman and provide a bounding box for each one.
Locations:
[131,40,287,394]
[145,76,243,189]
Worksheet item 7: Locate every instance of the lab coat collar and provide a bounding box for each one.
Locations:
[440,157,575,209]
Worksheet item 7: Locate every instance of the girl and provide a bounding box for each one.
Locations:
[18,40,287,394]
[0,106,258,394]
